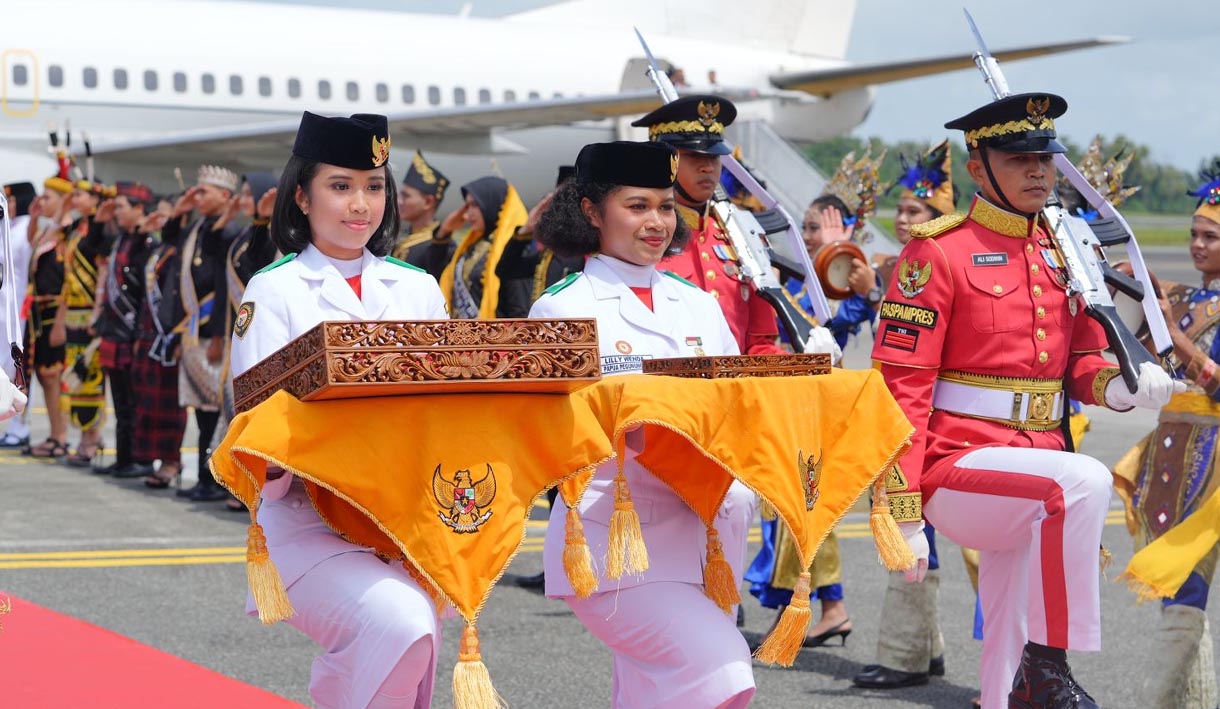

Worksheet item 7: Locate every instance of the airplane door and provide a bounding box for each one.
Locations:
[1,50,40,117]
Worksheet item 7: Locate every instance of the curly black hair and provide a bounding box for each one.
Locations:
[536,180,690,259]
[270,155,399,256]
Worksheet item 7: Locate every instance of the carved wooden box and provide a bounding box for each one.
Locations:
[643,353,833,379]
[233,319,601,412]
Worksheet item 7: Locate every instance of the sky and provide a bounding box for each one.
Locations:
[225,0,1215,170]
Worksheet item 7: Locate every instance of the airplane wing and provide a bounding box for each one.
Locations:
[771,37,1129,97]
[75,89,749,168]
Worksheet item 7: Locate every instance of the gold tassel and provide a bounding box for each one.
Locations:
[870,479,916,571]
[605,462,648,579]
[702,525,740,613]
[452,625,506,709]
[245,522,294,624]
[563,507,598,598]
[754,571,812,666]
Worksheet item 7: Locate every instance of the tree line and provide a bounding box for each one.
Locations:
[804,135,1218,215]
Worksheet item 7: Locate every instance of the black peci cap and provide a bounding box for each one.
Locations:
[945,93,1068,154]
[292,112,392,170]
[631,95,737,156]
[2,182,36,216]
[402,151,449,202]
[556,165,576,187]
[575,141,678,188]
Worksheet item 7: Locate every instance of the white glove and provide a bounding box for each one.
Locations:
[0,368,25,421]
[1104,362,1185,411]
[898,520,929,583]
[802,326,842,365]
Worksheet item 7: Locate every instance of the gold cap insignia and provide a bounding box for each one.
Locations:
[412,151,436,184]
[696,100,720,128]
[1026,97,1051,124]
[371,135,391,168]
[670,153,679,182]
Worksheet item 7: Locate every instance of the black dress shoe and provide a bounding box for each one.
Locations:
[853,665,930,689]
[1009,646,1098,708]
[189,485,231,502]
[110,462,157,479]
[515,572,545,589]
[176,482,203,498]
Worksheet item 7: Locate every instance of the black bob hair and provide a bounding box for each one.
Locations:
[536,180,690,259]
[270,155,400,256]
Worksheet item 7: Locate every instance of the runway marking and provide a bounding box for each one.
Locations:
[0,512,1127,569]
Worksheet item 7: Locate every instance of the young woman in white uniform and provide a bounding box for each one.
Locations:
[529,141,758,708]
[228,112,449,709]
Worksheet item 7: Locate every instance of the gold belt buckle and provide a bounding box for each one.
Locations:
[1027,391,1056,425]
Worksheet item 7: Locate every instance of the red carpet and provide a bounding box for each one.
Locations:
[0,594,306,708]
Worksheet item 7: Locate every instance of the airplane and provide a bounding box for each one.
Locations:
[0,0,1125,206]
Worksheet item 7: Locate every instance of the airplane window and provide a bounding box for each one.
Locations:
[173,72,187,92]
[288,78,301,99]
[83,67,98,89]
[346,81,358,101]
[11,65,27,87]
[230,74,243,96]
[144,70,158,91]
[454,87,466,106]
[48,65,63,88]
[427,86,440,106]
[114,68,128,90]
[318,80,332,100]
[528,91,541,101]
[402,84,415,104]
[375,83,388,103]
[202,73,215,94]
[259,77,272,97]
[478,89,491,104]
[504,89,516,103]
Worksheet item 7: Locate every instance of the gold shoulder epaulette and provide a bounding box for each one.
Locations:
[909,212,967,239]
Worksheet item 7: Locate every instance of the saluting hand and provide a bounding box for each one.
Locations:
[94,198,116,224]
[256,187,278,220]
[439,204,467,237]
[523,191,554,234]
[818,206,855,244]
[172,186,202,219]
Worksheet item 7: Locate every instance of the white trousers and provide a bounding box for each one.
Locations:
[568,581,755,709]
[284,550,441,709]
[923,446,1111,709]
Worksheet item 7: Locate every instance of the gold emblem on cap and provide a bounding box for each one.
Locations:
[670,153,679,182]
[371,135,391,168]
[696,101,720,128]
[413,151,436,184]
[1026,97,1051,123]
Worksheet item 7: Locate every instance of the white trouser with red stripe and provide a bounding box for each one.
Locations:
[922,446,1111,709]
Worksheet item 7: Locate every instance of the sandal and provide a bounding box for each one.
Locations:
[65,439,103,468]
[28,438,68,459]
[144,462,182,489]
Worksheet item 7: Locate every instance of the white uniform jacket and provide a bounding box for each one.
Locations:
[530,255,757,597]
[229,243,448,590]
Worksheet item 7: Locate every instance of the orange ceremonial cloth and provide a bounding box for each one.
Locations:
[568,368,913,569]
[211,389,612,623]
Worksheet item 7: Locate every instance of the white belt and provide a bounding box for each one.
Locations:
[932,378,1064,431]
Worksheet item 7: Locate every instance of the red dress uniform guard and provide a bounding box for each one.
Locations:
[873,93,1179,709]
[633,95,785,354]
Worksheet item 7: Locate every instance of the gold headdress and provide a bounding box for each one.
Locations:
[892,139,956,216]
[822,141,887,225]
[1066,137,1140,210]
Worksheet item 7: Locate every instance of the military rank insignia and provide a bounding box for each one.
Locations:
[234,302,255,338]
[799,448,822,511]
[896,259,933,299]
[432,463,497,533]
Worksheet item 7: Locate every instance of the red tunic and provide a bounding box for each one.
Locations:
[871,195,1120,510]
[659,204,784,354]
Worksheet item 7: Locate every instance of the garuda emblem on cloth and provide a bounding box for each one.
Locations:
[896,259,933,299]
[433,463,497,533]
[799,448,822,511]
[371,135,391,168]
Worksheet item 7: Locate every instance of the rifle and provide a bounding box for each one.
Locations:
[963,9,1171,392]
[634,29,833,350]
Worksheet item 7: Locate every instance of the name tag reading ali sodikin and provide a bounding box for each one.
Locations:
[971,253,1009,267]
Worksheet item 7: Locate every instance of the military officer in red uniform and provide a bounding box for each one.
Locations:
[633,95,787,355]
[872,93,1181,709]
